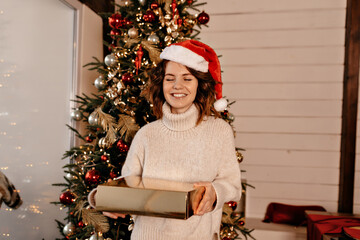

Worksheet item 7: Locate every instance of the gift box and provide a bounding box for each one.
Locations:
[95,176,205,219]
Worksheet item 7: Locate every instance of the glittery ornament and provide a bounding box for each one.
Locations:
[85,169,101,185]
[70,109,83,121]
[104,54,117,67]
[88,111,99,126]
[147,33,160,44]
[63,222,76,236]
[128,27,138,38]
[143,10,156,22]
[117,140,129,153]
[59,191,76,205]
[121,72,133,84]
[94,76,107,90]
[135,45,144,74]
[109,13,124,29]
[197,11,210,25]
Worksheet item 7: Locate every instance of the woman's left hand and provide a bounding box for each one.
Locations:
[193,182,217,216]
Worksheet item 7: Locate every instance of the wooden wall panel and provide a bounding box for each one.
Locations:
[200,0,346,217]
[222,65,344,83]
[204,0,346,13]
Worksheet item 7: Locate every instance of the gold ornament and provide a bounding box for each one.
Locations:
[236,151,243,163]
[98,137,111,149]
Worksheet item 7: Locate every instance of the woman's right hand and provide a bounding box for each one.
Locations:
[102,211,126,219]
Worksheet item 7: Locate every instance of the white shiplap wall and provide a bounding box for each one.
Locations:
[199,0,346,218]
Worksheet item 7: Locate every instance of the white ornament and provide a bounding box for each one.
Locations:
[214,98,227,112]
[128,27,138,38]
[138,0,146,6]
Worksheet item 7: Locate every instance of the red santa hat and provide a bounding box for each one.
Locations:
[160,40,227,111]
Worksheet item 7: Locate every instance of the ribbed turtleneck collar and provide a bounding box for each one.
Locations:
[161,102,199,131]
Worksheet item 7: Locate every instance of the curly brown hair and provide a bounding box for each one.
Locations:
[142,60,221,125]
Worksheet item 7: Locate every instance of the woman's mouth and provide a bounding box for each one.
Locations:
[171,93,187,98]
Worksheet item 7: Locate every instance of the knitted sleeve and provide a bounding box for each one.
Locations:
[211,121,242,211]
[0,171,23,209]
[121,127,146,177]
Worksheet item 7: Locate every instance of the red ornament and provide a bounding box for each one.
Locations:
[85,169,101,185]
[176,18,183,26]
[108,44,116,52]
[238,220,245,226]
[59,191,76,205]
[143,10,156,23]
[227,201,237,211]
[197,11,210,25]
[125,18,132,26]
[135,45,144,74]
[110,167,122,179]
[187,0,193,4]
[117,140,129,153]
[110,29,121,38]
[77,221,85,228]
[85,136,93,143]
[121,72,133,84]
[109,13,124,29]
[100,155,108,161]
[150,2,159,10]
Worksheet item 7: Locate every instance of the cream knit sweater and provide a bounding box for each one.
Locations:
[121,102,241,240]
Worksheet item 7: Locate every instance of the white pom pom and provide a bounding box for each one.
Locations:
[214,98,227,112]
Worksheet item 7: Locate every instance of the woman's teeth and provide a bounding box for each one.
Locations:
[172,93,186,97]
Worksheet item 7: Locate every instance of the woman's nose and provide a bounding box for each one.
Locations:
[173,79,183,89]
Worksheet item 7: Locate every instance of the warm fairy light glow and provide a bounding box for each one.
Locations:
[0,132,7,135]
[26,164,33,167]
[15,146,22,150]
[0,167,8,170]
[29,205,43,214]
[9,122,16,126]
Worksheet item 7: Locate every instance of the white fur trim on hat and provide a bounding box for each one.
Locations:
[214,98,227,112]
[160,45,209,72]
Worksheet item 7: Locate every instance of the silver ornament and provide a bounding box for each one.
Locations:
[94,76,106,90]
[63,222,76,236]
[89,233,104,240]
[138,0,146,6]
[88,111,99,126]
[66,172,77,181]
[147,33,160,44]
[70,109,83,121]
[128,27,138,38]
[104,54,117,67]
[228,113,235,122]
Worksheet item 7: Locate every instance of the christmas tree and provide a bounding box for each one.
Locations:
[52,0,254,239]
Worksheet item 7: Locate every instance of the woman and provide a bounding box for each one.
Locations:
[94,40,241,240]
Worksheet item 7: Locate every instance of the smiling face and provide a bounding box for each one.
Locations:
[163,61,199,114]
